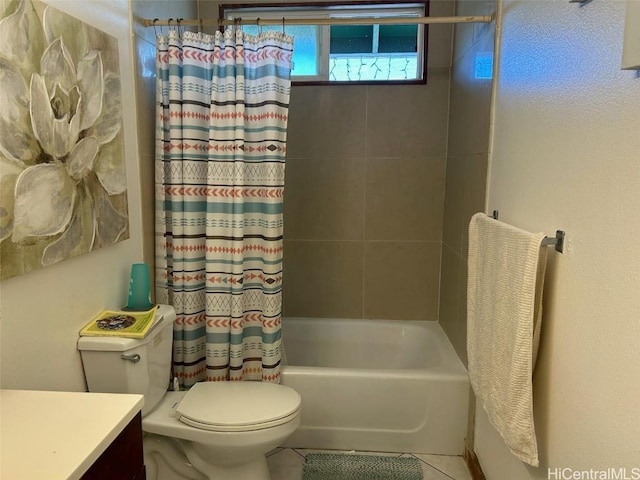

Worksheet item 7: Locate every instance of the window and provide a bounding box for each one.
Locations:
[220,2,428,85]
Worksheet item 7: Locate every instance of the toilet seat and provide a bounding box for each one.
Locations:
[175,382,301,433]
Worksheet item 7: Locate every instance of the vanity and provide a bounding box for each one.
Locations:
[0,389,145,479]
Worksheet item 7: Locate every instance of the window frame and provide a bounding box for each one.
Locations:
[219,1,429,86]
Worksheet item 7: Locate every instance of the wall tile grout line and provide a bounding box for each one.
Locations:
[362,85,369,319]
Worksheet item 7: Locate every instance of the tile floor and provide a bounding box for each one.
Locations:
[267,447,473,480]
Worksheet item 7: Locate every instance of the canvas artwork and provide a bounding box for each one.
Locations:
[0,0,128,280]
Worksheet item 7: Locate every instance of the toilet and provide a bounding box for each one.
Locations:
[78,305,301,480]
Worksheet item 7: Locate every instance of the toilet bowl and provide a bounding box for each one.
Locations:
[78,305,300,480]
[143,385,300,480]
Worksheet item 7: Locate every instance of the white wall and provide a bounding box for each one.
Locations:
[478,0,640,478]
[0,0,144,392]
[130,0,198,278]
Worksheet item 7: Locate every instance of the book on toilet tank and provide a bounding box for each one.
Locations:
[80,306,159,339]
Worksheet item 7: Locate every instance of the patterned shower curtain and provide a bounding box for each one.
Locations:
[155,27,293,387]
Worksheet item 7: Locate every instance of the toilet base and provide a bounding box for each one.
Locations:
[183,442,270,480]
[143,435,205,480]
[144,433,273,480]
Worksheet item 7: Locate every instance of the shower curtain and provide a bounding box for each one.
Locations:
[155,27,293,387]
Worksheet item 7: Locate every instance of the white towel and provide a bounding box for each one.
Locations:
[467,212,548,467]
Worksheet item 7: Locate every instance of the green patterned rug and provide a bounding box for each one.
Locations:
[301,453,424,480]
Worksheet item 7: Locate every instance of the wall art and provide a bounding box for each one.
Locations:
[0,0,128,279]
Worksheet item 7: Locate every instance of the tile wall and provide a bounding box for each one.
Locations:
[282,0,455,320]
[439,0,495,364]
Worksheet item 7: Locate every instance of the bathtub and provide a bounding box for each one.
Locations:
[279,318,469,455]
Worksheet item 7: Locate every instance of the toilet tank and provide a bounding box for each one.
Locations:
[78,305,176,416]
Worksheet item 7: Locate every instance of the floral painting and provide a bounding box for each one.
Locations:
[0,0,128,280]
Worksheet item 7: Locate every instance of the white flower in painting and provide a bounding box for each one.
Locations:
[0,0,127,266]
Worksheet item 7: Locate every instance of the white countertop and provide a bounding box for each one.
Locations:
[0,389,144,480]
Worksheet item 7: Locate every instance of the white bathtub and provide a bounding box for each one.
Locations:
[280,317,469,455]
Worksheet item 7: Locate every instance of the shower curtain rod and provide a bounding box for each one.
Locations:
[141,14,494,28]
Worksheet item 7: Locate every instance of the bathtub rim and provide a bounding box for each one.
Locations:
[281,317,468,377]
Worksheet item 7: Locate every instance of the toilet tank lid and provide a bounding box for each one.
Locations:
[77,305,176,352]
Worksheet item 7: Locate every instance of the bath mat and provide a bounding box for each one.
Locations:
[302,453,423,480]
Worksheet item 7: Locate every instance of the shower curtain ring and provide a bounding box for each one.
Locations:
[152,18,159,37]
[256,17,262,34]
[282,16,285,34]
[199,18,203,34]
[233,17,242,33]
[177,18,182,38]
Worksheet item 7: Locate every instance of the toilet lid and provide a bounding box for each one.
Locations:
[176,382,301,432]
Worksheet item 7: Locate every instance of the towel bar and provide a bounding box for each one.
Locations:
[541,230,565,253]
[491,210,565,253]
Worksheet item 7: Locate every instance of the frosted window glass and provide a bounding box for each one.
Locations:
[242,25,319,76]
[329,54,418,81]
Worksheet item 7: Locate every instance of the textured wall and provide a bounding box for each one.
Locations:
[0,0,144,391]
[477,0,640,477]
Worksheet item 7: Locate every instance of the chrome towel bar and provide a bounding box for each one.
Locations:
[491,210,565,254]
